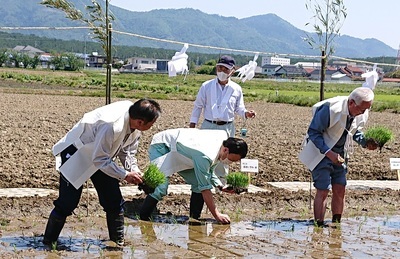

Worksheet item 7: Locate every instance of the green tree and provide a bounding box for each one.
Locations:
[64,53,84,71]
[10,51,24,68]
[29,55,40,69]
[21,53,31,68]
[0,49,8,67]
[305,0,347,101]
[50,53,66,70]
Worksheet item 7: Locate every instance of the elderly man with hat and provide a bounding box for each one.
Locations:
[189,55,256,182]
[189,55,255,136]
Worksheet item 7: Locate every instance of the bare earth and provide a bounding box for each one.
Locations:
[0,91,399,257]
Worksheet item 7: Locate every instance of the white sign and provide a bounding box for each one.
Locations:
[390,158,400,170]
[241,159,259,173]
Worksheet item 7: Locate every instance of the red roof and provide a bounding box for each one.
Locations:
[381,78,400,83]
[345,66,364,73]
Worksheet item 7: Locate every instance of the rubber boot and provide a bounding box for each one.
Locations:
[189,192,204,220]
[140,195,158,221]
[106,211,125,246]
[332,214,342,223]
[43,210,66,246]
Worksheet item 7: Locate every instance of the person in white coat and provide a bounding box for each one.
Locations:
[43,98,161,246]
[139,128,248,224]
[189,55,255,182]
[299,87,378,226]
[189,55,256,137]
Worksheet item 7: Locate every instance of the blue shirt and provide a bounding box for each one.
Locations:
[308,103,367,155]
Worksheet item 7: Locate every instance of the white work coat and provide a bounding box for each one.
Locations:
[52,101,140,189]
[299,96,368,171]
[150,128,228,177]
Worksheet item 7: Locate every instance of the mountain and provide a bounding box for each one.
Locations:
[0,0,396,58]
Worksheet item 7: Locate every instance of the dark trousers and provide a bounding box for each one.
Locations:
[52,144,124,217]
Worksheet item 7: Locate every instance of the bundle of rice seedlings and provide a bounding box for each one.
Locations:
[365,125,394,152]
[226,172,249,194]
[139,164,166,194]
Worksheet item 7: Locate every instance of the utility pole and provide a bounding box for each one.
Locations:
[320,50,326,101]
[105,0,111,105]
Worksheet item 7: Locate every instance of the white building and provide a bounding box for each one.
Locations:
[261,56,290,66]
[294,62,321,69]
[126,57,157,71]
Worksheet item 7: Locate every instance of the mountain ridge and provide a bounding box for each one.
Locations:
[0,0,395,58]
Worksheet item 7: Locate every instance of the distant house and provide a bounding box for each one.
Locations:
[309,67,338,81]
[381,77,400,84]
[261,64,282,76]
[344,66,364,77]
[156,59,170,72]
[331,61,357,68]
[13,45,45,57]
[274,65,306,78]
[331,71,352,82]
[39,53,52,68]
[121,57,169,72]
[303,67,315,77]
[126,57,156,71]
[294,62,321,69]
[88,52,106,68]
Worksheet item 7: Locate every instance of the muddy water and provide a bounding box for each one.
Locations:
[0,216,399,258]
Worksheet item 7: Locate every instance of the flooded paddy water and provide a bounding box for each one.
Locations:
[0,214,399,258]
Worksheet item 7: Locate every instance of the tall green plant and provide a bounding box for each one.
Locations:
[305,0,347,101]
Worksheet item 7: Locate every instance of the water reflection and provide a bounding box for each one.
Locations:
[310,226,346,258]
[1,215,400,257]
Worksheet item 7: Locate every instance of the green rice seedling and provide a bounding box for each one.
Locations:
[365,125,394,151]
[51,241,57,251]
[139,164,166,194]
[226,172,249,194]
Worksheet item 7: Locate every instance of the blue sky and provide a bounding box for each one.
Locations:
[110,0,399,51]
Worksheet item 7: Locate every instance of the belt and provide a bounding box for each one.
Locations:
[205,119,232,125]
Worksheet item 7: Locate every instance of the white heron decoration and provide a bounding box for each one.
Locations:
[236,53,259,82]
[168,43,189,77]
[361,63,379,90]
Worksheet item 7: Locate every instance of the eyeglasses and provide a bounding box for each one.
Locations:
[354,103,370,114]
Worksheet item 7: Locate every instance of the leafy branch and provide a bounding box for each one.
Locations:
[41,0,115,54]
[304,0,347,101]
[304,0,347,56]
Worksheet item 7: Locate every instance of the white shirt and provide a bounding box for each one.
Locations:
[190,78,247,124]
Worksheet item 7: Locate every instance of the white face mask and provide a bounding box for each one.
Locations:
[220,157,233,165]
[217,71,229,81]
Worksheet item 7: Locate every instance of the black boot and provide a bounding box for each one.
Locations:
[140,196,158,221]
[43,210,66,246]
[190,192,204,220]
[106,211,125,246]
[332,214,342,223]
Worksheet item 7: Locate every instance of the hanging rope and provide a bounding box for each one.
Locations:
[1,25,399,68]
